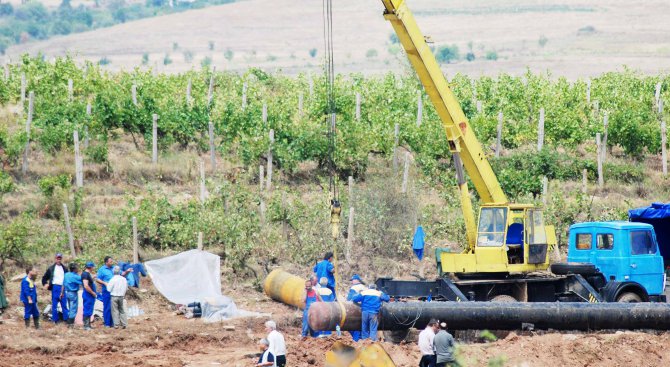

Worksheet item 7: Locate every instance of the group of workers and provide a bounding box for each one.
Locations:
[302,252,391,341]
[16,253,145,330]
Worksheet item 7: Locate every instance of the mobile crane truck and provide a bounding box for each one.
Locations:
[267,0,670,343]
[369,0,667,306]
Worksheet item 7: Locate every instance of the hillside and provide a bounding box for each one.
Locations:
[6,0,670,78]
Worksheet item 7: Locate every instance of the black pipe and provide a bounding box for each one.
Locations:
[309,301,670,331]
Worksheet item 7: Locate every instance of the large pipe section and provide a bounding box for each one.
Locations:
[263,269,307,309]
[309,301,670,331]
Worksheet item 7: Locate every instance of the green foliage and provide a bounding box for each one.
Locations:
[366,49,378,59]
[0,170,14,195]
[183,50,193,63]
[389,33,399,44]
[201,56,212,68]
[485,50,498,61]
[98,56,110,65]
[85,143,109,165]
[436,44,460,63]
[309,48,317,58]
[539,35,548,47]
[38,174,71,197]
[0,214,32,269]
[208,40,215,50]
[163,53,172,65]
[465,52,475,62]
[479,330,498,342]
[141,52,149,65]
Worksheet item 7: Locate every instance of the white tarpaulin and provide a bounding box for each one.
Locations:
[145,249,222,305]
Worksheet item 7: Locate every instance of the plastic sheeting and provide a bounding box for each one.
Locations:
[629,202,670,264]
[145,250,222,305]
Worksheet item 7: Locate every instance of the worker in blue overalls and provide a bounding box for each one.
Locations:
[20,266,40,329]
[352,284,390,341]
[313,252,336,299]
[96,256,132,328]
[347,274,366,341]
[81,261,97,330]
[302,279,320,338]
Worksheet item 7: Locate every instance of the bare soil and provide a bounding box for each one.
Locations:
[1,274,669,367]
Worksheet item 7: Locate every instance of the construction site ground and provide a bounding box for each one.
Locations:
[1,277,669,367]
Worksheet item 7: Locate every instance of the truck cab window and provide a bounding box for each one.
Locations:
[631,231,657,255]
[596,233,614,250]
[576,233,592,250]
[477,207,507,247]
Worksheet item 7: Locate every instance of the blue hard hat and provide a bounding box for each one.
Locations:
[351,274,362,281]
[85,261,95,268]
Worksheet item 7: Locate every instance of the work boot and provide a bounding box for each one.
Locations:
[33,317,40,329]
[83,318,91,331]
[25,319,30,328]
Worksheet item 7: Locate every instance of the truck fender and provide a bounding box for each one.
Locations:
[601,281,649,302]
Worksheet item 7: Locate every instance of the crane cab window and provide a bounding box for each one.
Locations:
[477,207,507,247]
[596,233,614,250]
[631,230,657,255]
[525,209,547,245]
[576,233,592,250]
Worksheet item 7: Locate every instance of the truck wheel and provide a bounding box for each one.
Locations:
[616,292,642,303]
[550,262,598,275]
[490,294,517,302]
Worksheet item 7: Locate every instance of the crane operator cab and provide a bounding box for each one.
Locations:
[438,204,556,275]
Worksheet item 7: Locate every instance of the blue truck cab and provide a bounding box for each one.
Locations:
[568,221,666,300]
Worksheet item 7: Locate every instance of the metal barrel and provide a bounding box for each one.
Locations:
[311,301,670,331]
[308,301,363,331]
[263,269,307,309]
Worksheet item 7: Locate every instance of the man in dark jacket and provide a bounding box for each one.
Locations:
[41,253,68,324]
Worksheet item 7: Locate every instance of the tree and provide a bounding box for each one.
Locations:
[389,33,399,44]
[436,44,459,64]
[366,48,378,59]
[485,51,498,61]
[142,52,149,65]
[466,52,475,62]
[224,48,234,61]
[309,48,317,58]
[538,35,548,48]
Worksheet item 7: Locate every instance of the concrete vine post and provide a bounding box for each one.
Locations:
[63,204,76,258]
[259,165,265,192]
[662,120,667,176]
[476,100,482,114]
[21,91,34,175]
[132,83,138,106]
[586,78,591,104]
[298,92,304,117]
[152,114,158,164]
[597,139,604,187]
[132,216,139,264]
[197,232,203,251]
[266,129,274,191]
[542,177,549,206]
[208,66,216,106]
[242,82,248,110]
[401,152,411,194]
[262,103,268,124]
[355,92,361,121]
[496,112,503,157]
[308,76,314,98]
[68,79,73,101]
[186,78,192,106]
[346,207,354,262]
[659,99,664,116]
[348,176,354,204]
[416,92,423,127]
[3,64,8,81]
[208,122,216,171]
[582,169,588,194]
[537,108,545,151]
[602,112,609,163]
[655,82,662,111]
[74,130,83,188]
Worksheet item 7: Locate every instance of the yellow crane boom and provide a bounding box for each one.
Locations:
[381,0,507,206]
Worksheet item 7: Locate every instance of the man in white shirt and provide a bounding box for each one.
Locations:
[418,319,439,367]
[106,266,129,329]
[41,253,69,324]
[264,320,286,367]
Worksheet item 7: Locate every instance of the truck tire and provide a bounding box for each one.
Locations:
[616,292,642,303]
[550,262,598,275]
[490,294,517,302]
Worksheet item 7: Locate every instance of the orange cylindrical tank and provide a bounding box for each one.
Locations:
[263,269,307,309]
